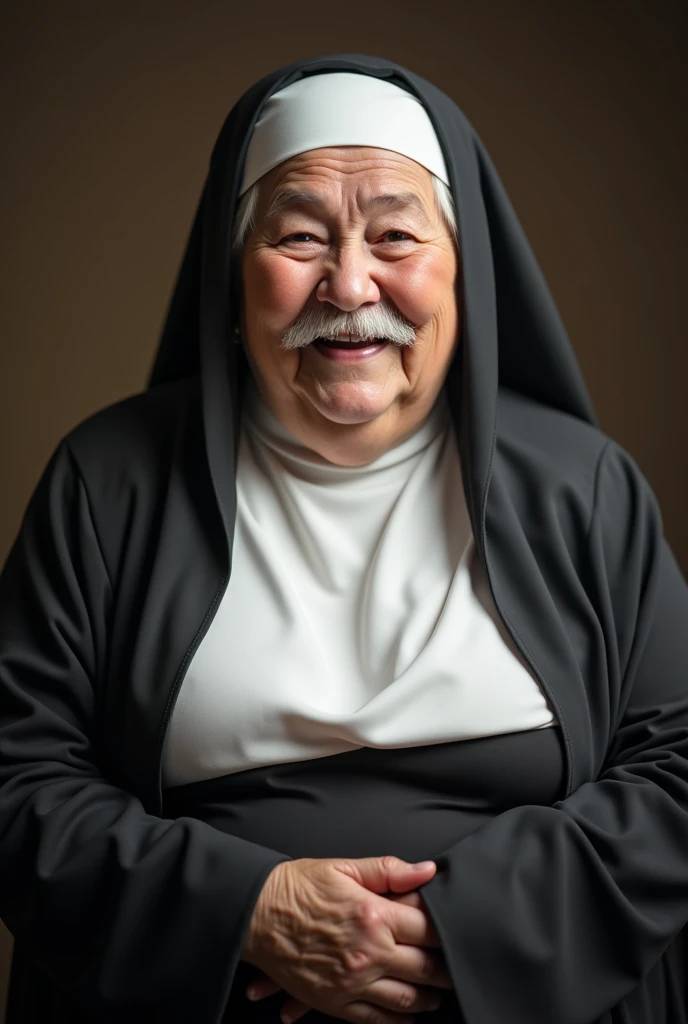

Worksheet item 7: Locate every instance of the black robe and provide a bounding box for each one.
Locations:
[1,53,687,1024]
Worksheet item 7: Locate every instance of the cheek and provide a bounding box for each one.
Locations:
[245,255,317,328]
[242,256,308,385]
[383,254,456,327]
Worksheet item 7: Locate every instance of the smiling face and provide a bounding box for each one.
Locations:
[240,146,460,466]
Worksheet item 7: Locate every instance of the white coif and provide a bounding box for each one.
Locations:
[162,376,557,787]
[239,72,450,195]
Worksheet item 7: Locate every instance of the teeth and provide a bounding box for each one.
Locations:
[322,334,371,343]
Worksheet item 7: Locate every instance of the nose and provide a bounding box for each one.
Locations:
[315,246,380,310]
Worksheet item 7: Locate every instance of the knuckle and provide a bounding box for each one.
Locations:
[395,987,416,1010]
[343,945,372,973]
[345,1004,380,1024]
[419,954,434,981]
[355,898,383,933]
[361,1010,385,1024]
[381,854,402,872]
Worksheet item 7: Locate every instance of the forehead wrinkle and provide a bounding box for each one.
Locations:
[360,191,432,227]
[262,185,433,227]
[263,187,324,223]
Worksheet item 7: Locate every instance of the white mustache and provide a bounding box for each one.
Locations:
[280,303,417,351]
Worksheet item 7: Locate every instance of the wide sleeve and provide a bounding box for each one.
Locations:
[0,440,292,1023]
[419,439,688,1024]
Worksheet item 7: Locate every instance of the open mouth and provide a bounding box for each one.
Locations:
[312,336,390,350]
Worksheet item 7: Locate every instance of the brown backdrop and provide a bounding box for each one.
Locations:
[1,2,686,1018]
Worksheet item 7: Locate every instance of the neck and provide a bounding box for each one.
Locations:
[244,374,450,468]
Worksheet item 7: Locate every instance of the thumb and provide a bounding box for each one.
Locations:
[336,856,436,895]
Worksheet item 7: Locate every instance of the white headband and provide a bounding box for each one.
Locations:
[239,72,450,195]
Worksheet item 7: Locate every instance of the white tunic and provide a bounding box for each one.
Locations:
[162,379,557,788]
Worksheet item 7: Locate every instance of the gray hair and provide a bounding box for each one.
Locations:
[232,173,459,252]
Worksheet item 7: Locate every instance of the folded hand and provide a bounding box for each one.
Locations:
[245,886,450,1022]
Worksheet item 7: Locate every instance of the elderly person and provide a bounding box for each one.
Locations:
[1,53,687,1024]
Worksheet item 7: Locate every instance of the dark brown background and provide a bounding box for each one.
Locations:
[1,1,686,1019]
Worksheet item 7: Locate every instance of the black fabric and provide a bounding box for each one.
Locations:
[1,52,687,1024]
[163,727,566,1023]
[161,727,567,861]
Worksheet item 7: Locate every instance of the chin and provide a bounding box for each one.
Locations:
[308,388,395,427]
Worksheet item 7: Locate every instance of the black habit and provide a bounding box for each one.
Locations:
[1,53,687,1024]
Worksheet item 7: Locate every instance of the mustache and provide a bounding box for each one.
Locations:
[280,302,418,351]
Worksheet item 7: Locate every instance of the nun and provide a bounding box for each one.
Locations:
[1,53,687,1024]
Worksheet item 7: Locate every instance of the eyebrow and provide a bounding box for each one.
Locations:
[263,188,432,226]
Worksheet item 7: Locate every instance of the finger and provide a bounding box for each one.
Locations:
[387,890,441,939]
[348,977,443,1017]
[246,977,281,1001]
[338,856,436,897]
[279,998,312,1022]
[384,860,437,894]
[335,1003,416,1024]
[385,890,423,907]
[388,943,454,990]
[383,896,443,948]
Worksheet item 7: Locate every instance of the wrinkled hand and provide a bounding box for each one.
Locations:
[245,883,450,1023]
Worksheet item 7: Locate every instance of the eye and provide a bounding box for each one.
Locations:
[381,231,414,243]
[279,232,318,244]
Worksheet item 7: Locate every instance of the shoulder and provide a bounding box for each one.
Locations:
[496,388,611,517]
[55,377,210,574]
[497,387,607,474]
[495,387,661,540]
[496,386,662,556]
[61,378,202,485]
[64,376,200,447]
